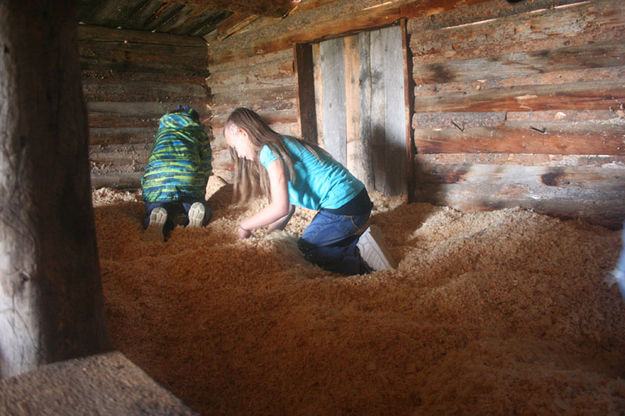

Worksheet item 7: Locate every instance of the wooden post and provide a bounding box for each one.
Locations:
[294,43,318,144]
[0,0,109,379]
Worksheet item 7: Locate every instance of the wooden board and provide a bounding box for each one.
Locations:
[320,37,347,165]
[314,25,408,194]
[0,352,198,415]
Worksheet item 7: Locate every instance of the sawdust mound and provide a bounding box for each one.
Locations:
[93,181,625,416]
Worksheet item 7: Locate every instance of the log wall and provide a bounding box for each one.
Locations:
[409,0,625,227]
[207,48,300,179]
[81,0,625,227]
[79,25,210,188]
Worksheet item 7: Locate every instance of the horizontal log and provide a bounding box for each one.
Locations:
[413,80,625,112]
[87,102,212,126]
[209,75,295,95]
[416,153,625,168]
[412,160,625,227]
[91,173,143,190]
[87,115,157,129]
[414,67,625,98]
[412,40,625,85]
[413,119,625,154]
[80,56,208,78]
[208,0,493,64]
[81,70,207,85]
[412,110,625,128]
[78,25,206,48]
[409,0,625,64]
[82,80,208,102]
[407,0,583,33]
[207,48,293,75]
[89,127,155,145]
[211,85,297,104]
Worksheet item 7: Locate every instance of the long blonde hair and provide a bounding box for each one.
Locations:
[226,107,325,203]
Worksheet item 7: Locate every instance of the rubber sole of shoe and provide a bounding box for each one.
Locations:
[142,207,167,242]
[357,225,395,271]
[188,202,205,228]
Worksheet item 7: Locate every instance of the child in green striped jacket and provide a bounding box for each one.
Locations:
[141,106,212,241]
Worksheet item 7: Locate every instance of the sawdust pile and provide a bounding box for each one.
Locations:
[93,179,625,415]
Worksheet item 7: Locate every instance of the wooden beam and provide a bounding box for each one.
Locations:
[208,0,495,64]
[294,43,318,143]
[1,0,109,379]
[402,18,416,201]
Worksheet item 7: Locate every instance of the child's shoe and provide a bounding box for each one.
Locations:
[187,202,205,228]
[143,207,167,242]
[357,225,395,271]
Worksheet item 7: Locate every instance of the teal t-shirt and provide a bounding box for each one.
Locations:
[259,137,364,211]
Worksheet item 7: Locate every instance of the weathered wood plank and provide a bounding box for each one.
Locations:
[413,40,625,85]
[78,24,207,48]
[410,0,625,64]
[82,80,207,102]
[320,37,347,165]
[357,30,374,189]
[413,80,625,113]
[344,35,365,182]
[295,43,317,143]
[407,0,584,33]
[89,127,156,146]
[414,121,625,155]
[210,85,297,107]
[91,173,144,189]
[414,67,625,98]
[208,0,494,64]
[412,110,624,129]
[80,55,208,77]
[86,102,210,129]
[370,28,387,192]
[402,19,416,200]
[207,48,293,73]
[313,42,325,148]
[208,54,294,89]
[0,352,198,415]
[412,156,625,228]
[417,153,625,168]
[383,25,407,195]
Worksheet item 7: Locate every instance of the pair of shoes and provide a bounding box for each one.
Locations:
[357,225,395,271]
[143,207,167,242]
[187,202,205,228]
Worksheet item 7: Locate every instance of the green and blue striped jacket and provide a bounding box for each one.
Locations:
[141,112,212,202]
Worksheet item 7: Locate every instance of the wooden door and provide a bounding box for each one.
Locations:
[312,25,408,195]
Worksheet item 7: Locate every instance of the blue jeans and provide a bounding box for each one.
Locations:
[297,209,370,275]
[143,198,211,235]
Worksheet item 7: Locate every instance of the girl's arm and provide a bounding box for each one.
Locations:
[266,204,295,232]
[238,158,290,239]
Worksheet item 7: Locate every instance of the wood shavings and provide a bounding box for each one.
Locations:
[93,186,625,415]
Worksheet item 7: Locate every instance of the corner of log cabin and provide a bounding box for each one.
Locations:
[81,0,625,228]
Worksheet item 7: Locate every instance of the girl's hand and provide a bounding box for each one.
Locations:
[238,225,252,239]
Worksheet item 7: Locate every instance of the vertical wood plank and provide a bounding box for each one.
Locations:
[320,38,347,164]
[358,30,375,190]
[383,25,407,195]
[344,35,366,182]
[294,43,318,144]
[312,42,325,148]
[370,28,387,192]
[402,19,416,201]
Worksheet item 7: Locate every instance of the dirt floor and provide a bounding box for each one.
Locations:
[93,179,625,415]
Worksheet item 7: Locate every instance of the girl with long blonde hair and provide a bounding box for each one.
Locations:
[225,107,394,274]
